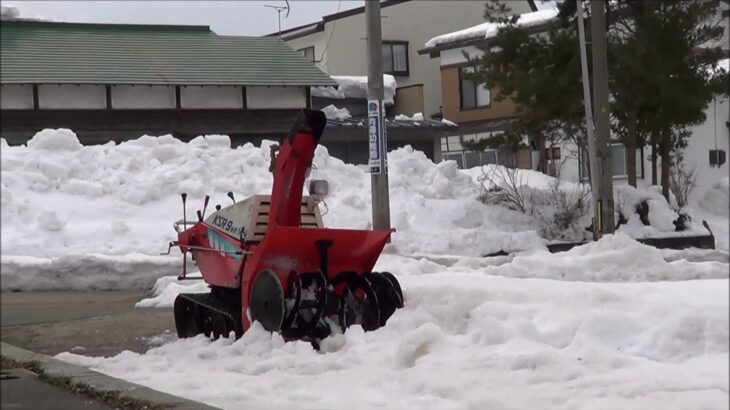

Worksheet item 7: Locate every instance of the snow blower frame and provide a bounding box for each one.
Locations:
[162,109,403,346]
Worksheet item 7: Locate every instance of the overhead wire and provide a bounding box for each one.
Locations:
[318,0,343,66]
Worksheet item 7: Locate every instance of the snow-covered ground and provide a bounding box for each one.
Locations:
[1,129,549,290]
[61,241,729,409]
[2,129,728,409]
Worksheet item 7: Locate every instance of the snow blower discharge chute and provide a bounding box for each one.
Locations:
[162,109,403,347]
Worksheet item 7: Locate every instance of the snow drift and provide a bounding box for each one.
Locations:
[1,128,546,290]
[60,265,729,410]
[1,128,726,291]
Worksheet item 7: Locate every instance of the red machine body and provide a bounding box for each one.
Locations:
[169,109,402,344]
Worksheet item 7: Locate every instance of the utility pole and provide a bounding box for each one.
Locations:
[576,0,600,240]
[365,0,391,232]
[590,0,615,235]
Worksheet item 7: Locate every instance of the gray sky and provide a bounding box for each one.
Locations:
[2,1,366,36]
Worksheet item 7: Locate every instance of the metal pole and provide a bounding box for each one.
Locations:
[365,0,391,232]
[576,0,600,240]
[590,0,615,234]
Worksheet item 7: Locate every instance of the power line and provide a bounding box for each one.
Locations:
[318,0,342,65]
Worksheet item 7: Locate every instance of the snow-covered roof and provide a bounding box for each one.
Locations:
[424,8,559,49]
[312,75,398,104]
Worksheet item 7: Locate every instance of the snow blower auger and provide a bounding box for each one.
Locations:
[162,109,403,348]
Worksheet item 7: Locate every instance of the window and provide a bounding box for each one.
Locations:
[578,143,642,180]
[607,144,641,178]
[544,147,561,160]
[709,149,726,167]
[298,46,315,62]
[459,67,490,110]
[382,41,409,76]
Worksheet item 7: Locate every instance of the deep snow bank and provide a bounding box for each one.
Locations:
[0,130,542,275]
[2,129,727,290]
[59,266,729,410]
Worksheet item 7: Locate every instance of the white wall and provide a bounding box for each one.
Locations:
[284,1,534,118]
[38,84,106,109]
[645,95,730,196]
[557,94,729,198]
[0,84,33,109]
[246,86,307,109]
[180,86,243,109]
[112,85,176,109]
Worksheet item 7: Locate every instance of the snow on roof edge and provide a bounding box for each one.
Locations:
[424,8,559,49]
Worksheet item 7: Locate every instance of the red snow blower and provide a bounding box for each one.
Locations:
[162,109,403,346]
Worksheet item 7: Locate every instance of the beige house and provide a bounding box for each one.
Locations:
[272,0,536,121]
[417,6,557,170]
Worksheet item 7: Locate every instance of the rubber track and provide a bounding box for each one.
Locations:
[177,292,242,336]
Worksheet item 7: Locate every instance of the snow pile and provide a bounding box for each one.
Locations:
[321,104,352,120]
[614,185,707,238]
[135,274,209,308]
[312,75,398,104]
[1,130,545,290]
[140,233,728,312]
[58,255,729,409]
[482,233,728,282]
[465,165,712,242]
[2,128,726,291]
[394,112,424,122]
[25,128,83,151]
[697,177,729,218]
[425,8,559,48]
[687,177,730,251]
[0,254,180,291]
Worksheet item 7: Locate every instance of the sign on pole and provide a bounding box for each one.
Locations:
[368,99,382,175]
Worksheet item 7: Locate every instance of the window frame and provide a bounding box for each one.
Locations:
[382,40,410,76]
[298,46,315,63]
[458,66,490,111]
[578,142,644,181]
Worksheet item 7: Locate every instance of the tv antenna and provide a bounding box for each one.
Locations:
[265,1,290,37]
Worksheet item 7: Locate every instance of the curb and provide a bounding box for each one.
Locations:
[1,342,221,410]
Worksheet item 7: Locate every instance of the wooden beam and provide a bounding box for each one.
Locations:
[32,85,39,110]
[105,85,112,110]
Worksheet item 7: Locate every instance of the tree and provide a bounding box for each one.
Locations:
[619,1,725,198]
[472,0,726,199]
[466,1,585,175]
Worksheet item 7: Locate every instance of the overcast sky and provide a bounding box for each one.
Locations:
[2,1,366,36]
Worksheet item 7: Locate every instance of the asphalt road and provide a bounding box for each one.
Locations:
[1,291,176,357]
[0,290,179,410]
[1,367,111,410]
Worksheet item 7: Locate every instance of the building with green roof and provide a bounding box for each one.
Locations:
[0,20,336,144]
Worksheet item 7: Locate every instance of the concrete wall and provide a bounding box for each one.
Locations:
[283,1,534,119]
[180,86,243,109]
[38,84,106,109]
[246,87,307,109]
[0,85,33,109]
